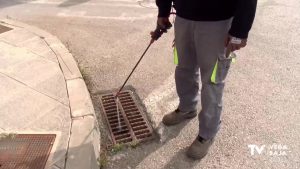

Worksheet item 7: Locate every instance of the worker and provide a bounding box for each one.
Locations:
[153,0,257,160]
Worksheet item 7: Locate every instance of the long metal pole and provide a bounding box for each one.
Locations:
[115,40,154,97]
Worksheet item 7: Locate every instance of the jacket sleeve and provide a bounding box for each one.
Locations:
[156,0,173,17]
[229,0,257,39]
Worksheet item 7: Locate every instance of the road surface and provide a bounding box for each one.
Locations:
[0,0,299,168]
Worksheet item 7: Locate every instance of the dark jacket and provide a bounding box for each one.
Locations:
[156,0,257,38]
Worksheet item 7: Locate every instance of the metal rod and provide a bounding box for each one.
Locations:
[115,40,154,97]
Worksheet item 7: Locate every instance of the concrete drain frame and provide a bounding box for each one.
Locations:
[99,90,154,147]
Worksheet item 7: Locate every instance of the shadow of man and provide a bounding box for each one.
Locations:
[0,0,23,9]
[104,120,195,169]
[162,148,199,169]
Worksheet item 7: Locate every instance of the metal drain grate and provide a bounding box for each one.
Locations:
[0,134,56,169]
[100,90,153,145]
[0,25,12,34]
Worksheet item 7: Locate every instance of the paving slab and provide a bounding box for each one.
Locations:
[67,78,94,117]
[0,19,100,169]
[66,116,100,169]
[0,28,36,44]
[18,36,58,63]
[0,64,71,169]
[0,41,69,106]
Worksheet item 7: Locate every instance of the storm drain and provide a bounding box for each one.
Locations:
[0,134,56,169]
[0,25,12,34]
[100,90,153,145]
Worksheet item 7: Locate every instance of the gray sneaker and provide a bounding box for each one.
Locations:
[162,108,197,126]
[186,136,215,160]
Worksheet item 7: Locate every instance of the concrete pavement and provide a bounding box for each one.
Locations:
[0,0,299,169]
[0,19,100,169]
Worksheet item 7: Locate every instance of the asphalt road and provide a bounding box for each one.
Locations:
[0,0,299,168]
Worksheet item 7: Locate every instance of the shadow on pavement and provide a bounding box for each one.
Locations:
[103,121,196,169]
[162,148,199,169]
[58,0,91,7]
[0,0,23,9]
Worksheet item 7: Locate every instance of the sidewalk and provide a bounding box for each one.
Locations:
[0,19,100,169]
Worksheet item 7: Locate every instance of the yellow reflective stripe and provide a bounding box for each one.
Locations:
[228,52,236,63]
[211,60,218,84]
[231,57,236,63]
[174,47,178,65]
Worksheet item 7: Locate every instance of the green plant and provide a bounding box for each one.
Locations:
[129,140,139,149]
[110,143,124,154]
[98,152,108,169]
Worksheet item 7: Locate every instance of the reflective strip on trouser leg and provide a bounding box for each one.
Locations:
[174,47,179,65]
[210,56,235,84]
[210,60,218,84]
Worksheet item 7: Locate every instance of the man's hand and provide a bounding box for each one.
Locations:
[150,17,172,41]
[157,17,172,31]
[225,34,247,57]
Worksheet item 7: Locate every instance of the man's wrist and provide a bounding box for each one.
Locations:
[158,8,171,18]
[230,37,242,44]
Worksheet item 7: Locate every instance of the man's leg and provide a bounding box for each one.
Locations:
[175,16,199,112]
[194,19,232,140]
[187,19,232,159]
[162,16,199,126]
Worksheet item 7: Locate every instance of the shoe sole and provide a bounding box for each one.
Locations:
[163,113,197,126]
[185,113,197,119]
[186,151,208,160]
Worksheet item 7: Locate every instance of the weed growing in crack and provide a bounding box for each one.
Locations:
[98,152,108,169]
[129,140,139,149]
[110,143,125,155]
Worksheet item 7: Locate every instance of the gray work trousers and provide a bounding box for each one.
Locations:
[174,16,232,140]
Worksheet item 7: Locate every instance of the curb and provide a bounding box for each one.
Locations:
[0,19,100,169]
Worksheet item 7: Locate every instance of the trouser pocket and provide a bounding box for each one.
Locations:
[211,56,232,84]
